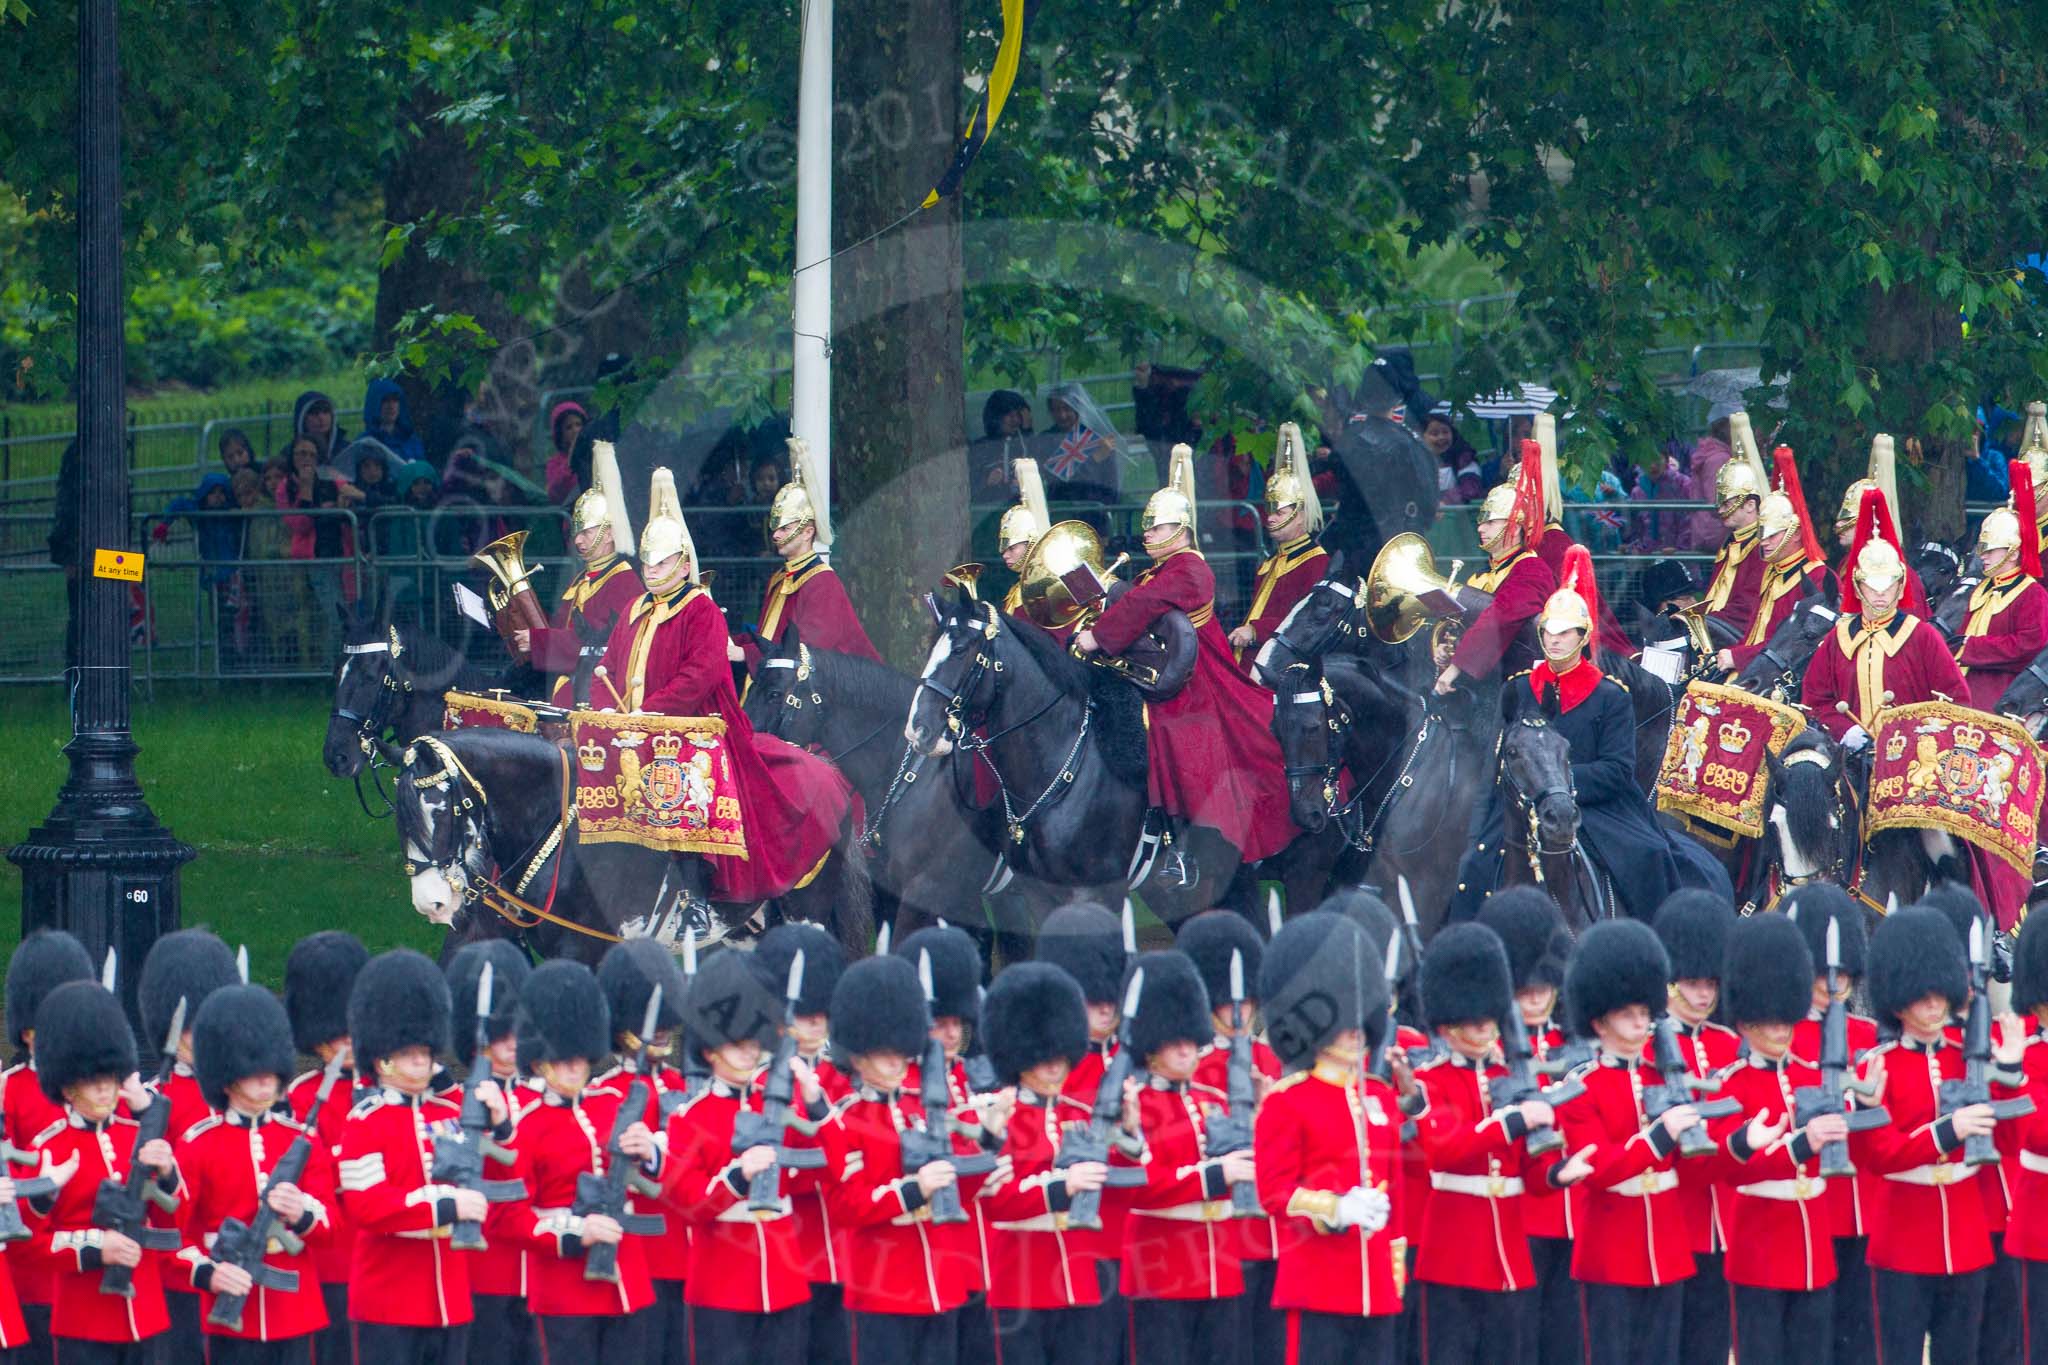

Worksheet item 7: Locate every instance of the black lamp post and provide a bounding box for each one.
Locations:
[8,0,192,1014]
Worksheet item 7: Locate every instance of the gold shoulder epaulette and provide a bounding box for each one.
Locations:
[1267,1071,1311,1095]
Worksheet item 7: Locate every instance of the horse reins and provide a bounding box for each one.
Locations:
[335,631,416,816]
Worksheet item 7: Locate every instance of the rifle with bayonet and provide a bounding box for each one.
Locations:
[574,989,668,1283]
[901,951,998,1225]
[663,928,711,1122]
[1494,989,1585,1157]
[1643,1015,1742,1158]
[1053,970,1150,1231]
[730,949,830,1214]
[433,961,525,1251]
[1792,917,1891,1177]
[1940,916,2035,1167]
[95,998,188,1298]
[206,1051,346,1330]
[963,985,998,1095]
[0,1142,60,1244]
[1198,949,1263,1219]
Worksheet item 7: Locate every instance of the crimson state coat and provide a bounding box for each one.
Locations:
[740,553,880,670]
[976,1089,1106,1311]
[531,556,644,708]
[512,1080,660,1318]
[1703,524,1766,640]
[2,1061,62,1315]
[1089,547,1297,862]
[1554,1055,1696,1288]
[28,1109,185,1343]
[659,1077,812,1314]
[1802,612,1968,743]
[1956,569,2048,710]
[1848,1036,1991,1276]
[596,583,854,903]
[821,1085,973,1315]
[1451,549,1554,682]
[1670,1020,1740,1258]
[1725,556,1827,673]
[1790,1011,1883,1243]
[1701,1054,1837,1291]
[1411,1053,1557,1293]
[1253,1064,1408,1318]
[1233,536,1328,671]
[174,1109,334,1341]
[1535,524,1634,660]
[334,1087,476,1328]
[1120,1076,1245,1300]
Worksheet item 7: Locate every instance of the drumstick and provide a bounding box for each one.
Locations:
[592,665,627,711]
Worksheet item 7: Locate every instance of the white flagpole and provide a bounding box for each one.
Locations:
[792,0,834,518]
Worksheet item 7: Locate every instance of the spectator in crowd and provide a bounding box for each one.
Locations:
[350,447,402,553]
[231,468,281,670]
[157,472,245,579]
[293,389,346,464]
[217,428,256,481]
[400,459,439,511]
[278,434,357,663]
[1421,411,1484,504]
[1683,403,1737,550]
[359,380,425,466]
[1131,362,1205,482]
[1040,380,1124,503]
[751,456,786,505]
[546,400,587,505]
[970,389,1035,500]
[1627,441,1696,550]
[1480,413,1538,486]
[1966,411,2012,503]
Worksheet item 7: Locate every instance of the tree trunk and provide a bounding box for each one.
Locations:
[1860,280,1969,545]
[830,0,967,669]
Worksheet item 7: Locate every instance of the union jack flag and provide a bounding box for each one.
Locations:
[1047,427,1102,479]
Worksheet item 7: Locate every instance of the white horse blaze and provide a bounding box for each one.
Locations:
[1768,805,1822,881]
[907,632,958,751]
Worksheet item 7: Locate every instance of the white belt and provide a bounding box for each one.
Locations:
[2021,1151,2048,1176]
[1885,1163,1969,1186]
[1429,1171,1525,1198]
[1735,1178,1828,1203]
[1604,1170,1680,1197]
[716,1198,792,1223]
[1132,1200,1234,1223]
[991,1214,1062,1233]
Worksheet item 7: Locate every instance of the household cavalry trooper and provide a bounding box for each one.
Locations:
[735,436,881,671]
[1700,412,1772,642]
[518,440,645,708]
[1434,448,1555,695]
[1229,422,1329,671]
[998,456,1052,615]
[1715,446,1828,678]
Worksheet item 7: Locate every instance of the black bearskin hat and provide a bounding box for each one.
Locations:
[1175,911,1263,1012]
[7,929,93,1050]
[597,939,687,1047]
[348,950,452,1068]
[284,931,369,1054]
[139,929,239,1047]
[514,960,612,1071]
[1565,920,1671,1037]
[1781,884,1865,979]
[1920,883,1991,958]
[1721,914,1815,1026]
[1034,903,1126,1005]
[35,982,137,1104]
[1477,888,1573,991]
[1869,905,1969,1022]
[755,922,846,1017]
[1125,951,1213,1059]
[829,955,929,1061]
[2014,910,2048,1015]
[1261,912,1388,1071]
[192,985,298,1112]
[682,950,783,1061]
[897,926,983,1022]
[1421,924,1514,1031]
[1653,890,1734,982]
[446,940,531,1047]
[982,963,1088,1088]
[1318,887,1415,987]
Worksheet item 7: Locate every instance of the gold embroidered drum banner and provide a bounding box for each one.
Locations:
[443,690,539,733]
[1866,702,2045,876]
[1654,681,1808,838]
[571,711,747,857]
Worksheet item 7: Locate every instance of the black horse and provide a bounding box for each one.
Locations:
[326,614,490,780]
[1492,709,1613,932]
[742,626,1014,951]
[1731,593,1844,701]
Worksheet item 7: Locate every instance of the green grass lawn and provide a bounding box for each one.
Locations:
[0,681,441,987]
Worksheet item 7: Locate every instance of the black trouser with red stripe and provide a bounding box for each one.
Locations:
[806,1284,850,1365]
[1577,1282,1681,1365]
[1237,1259,1283,1364]
[164,1290,207,1365]
[1415,1282,1529,1365]
[1730,1284,1832,1365]
[52,1344,153,1365]
[469,1294,537,1365]
[1126,1297,1244,1365]
[1282,1310,1392,1365]
[312,1286,349,1365]
[1872,1265,1986,1365]
[202,1339,321,1364]
[688,1303,809,1365]
[1986,1235,2022,1365]
[1677,1250,1730,1365]
[1526,1237,1580,1365]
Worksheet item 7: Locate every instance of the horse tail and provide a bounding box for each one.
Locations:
[829,824,876,956]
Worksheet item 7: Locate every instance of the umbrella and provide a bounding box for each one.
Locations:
[331,436,400,482]
[1463,383,1558,419]
[1683,367,1789,411]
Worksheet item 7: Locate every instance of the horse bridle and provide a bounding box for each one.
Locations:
[1274,662,1443,855]
[760,644,897,766]
[1265,579,1360,669]
[1501,716,1580,863]
[399,736,492,898]
[334,629,416,816]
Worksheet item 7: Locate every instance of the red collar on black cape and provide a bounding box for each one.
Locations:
[1530,657,1602,713]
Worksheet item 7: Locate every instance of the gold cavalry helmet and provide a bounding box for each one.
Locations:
[1714,412,1769,513]
[1264,422,1324,533]
[1852,536,1904,593]
[2021,401,2048,499]
[1979,504,2023,554]
[1000,457,1051,551]
[769,435,833,549]
[573,440,635,552]
[639,467,697,584]
[1141,443,1197,534]
[1757,491,1800,544]
[1835,477,1876,532]
[1539,583,1592,635]
[1479,481,1518,524]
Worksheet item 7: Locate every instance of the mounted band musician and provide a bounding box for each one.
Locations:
[1831,433,1929,616]
[514,441,644,708]
[1072,444,1298,864]
[593,467,853,904]
[1229,422,1329,672]
[1433,450,1554,695]
[998,457,1052,620]
[1700,412,1774,643]
[1528,413,1634,661]
[733,436,879,672]
[1715,446,1828,679]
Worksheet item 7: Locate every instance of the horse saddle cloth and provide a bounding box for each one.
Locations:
[1087,581,1197,701]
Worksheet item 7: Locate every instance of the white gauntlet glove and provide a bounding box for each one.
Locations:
[1335,1185,1391,1234]
[1842,725,1871,753]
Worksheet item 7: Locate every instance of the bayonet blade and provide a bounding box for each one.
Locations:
[475,961,495,1031]
[236,945,249,984]
[1122,966,1145,1019]
[1397,876,1420,931]
[1383,932,1402,984]
[1970,915,1986,969]
[163,996,189,1059]
[1121,899,1137,956]
[682,924,697,979]
[1266,888,1282,939]
[100,948,116,993]
[1825,918,1840,972]
[875,923,892,957]
[1229,949,1245,1006]
[639,985,664,1051]
[787,948,806,1005]
[917,949,935,1003]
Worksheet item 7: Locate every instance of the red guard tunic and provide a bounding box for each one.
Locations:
[3,1061,63,1318]
[1725,555,1827,674]
[1671,1020,1740,1260]
[1121,1076,1245,1300]
[530,557,644,708]
[1234,537,1328,671]
[2003,1034,2048,1263]
[1192,1035,1280,1265]
[514,1080,659,1318]
[598,582,854,903]
[1450,550,1554,683]
[1088,547,1297,862]
[1059,1039,1133,1264]
[334,1087,475,1328]
[155,1065,212,1313]
[1535,524,1633,660]
[1703,524,1766,639]
[659,1077,811,1313]
[1411,1054,1554,1293]
[1520,1022,1587,1243]
[175,1109,335,1341]
[29,1110,184,1343]
[1702,1054,1837,1291]
[1801,612,1968,743]
[786,1048,852,1288]
[1791,1011,1882,1244]
[287,1067,368,1306]
[1848,1037,1991,1276]
[1391,1023,1432,1250]
[976,1090,1105,1311]
[1555,1056,1695,1288]
[1253,1064,1407,1318]
[741,554,880,670]
[822,1085,972,1315]
[592,1062,689,1289]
